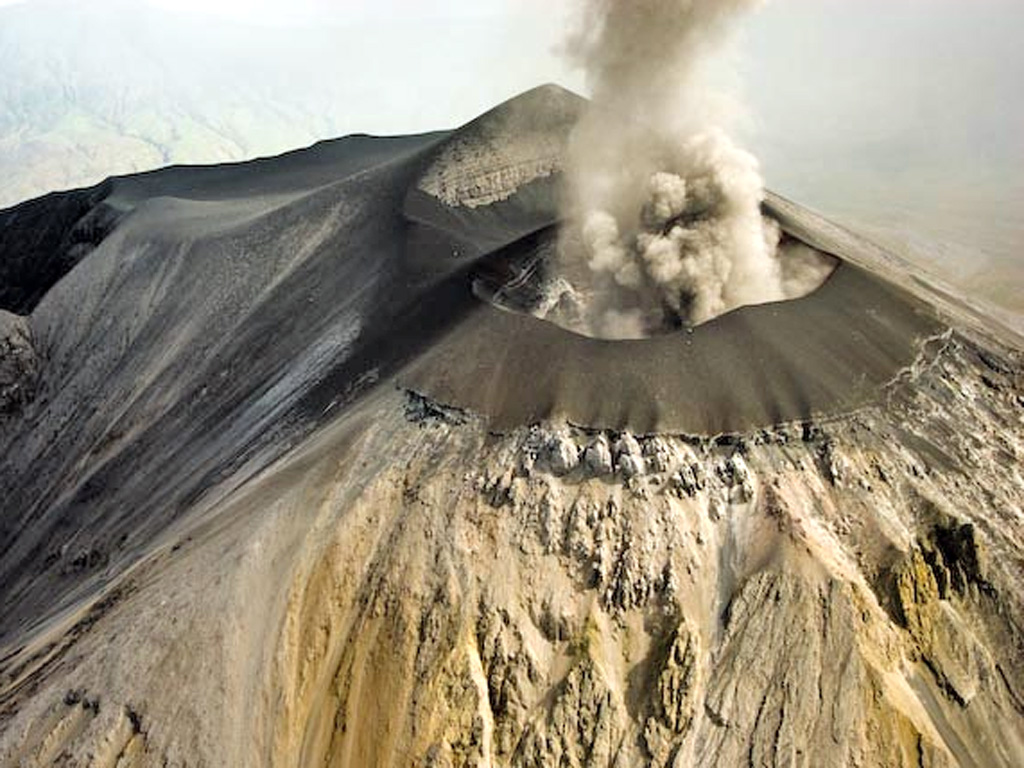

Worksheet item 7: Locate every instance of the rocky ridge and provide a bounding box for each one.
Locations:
[0,85,1022,768]
[1,328,1020,767]
[0,311,37,415]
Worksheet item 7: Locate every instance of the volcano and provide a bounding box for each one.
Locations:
[0,85,1022,767]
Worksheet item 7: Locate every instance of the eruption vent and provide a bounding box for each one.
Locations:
[548,0,799,338]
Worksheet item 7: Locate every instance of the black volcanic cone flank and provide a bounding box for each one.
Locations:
[0,83,996,640]
[399,241,943,435]
[0,83,947,445]
[398,87,945,434]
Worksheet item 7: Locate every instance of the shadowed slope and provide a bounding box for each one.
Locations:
[0,84,1022,768]
[0,83,975,636]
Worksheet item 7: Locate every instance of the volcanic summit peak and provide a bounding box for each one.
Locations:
[416,83,585,209]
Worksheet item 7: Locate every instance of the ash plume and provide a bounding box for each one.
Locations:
[554,0,784,336]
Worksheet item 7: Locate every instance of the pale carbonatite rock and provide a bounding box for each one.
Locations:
[668,462,705,498]
[819,439,847,487]
[619,453,646,479]
[615,433,646,478]
[515,656,624,766]
[584,435,614,475]
[1,86,1024,768]
[0,311,37,414]
[726,454,755,503]
[642,437,676,474]
[655,621,701,734]
[614,432,642,459]
[545,432,580,476]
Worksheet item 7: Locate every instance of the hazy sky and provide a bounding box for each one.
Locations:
[143,0,524,23]
[1,0,1020,314]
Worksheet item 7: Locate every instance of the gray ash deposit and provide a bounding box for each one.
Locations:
[0,85,1022,767]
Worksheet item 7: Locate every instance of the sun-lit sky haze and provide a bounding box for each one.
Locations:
[0,0,1020,317]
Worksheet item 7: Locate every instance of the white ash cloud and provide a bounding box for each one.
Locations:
[554,0,786,334]
[777,239,840,300]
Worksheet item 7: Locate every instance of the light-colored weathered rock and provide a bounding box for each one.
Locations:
[1,88,1023,768]
[0,311,36,414]
[545,432,580,476]
[584,435,614,476]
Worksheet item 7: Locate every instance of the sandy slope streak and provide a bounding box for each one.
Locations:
[0,86,1022,766]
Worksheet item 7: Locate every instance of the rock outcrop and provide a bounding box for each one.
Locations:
[1,86,1022,768]
[3,330,1021,767]
[0,310,37,414]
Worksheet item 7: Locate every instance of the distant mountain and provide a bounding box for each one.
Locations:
[0,2,336,205]
[2,0,1020,326]
[0,0,566,209]
[1,85,1023,767]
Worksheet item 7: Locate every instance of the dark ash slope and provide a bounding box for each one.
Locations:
[0,84,1022,768]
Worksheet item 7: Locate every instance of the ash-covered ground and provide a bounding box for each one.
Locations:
[0,85,1022,767]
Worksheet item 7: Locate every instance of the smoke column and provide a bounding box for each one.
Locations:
[554,0,784,337]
